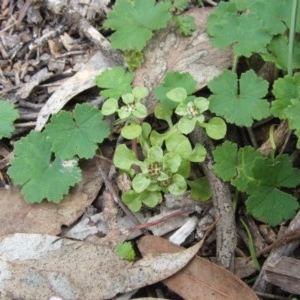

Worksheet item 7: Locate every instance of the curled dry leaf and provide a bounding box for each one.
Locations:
[0,233,201,299]
[138,236,259,300]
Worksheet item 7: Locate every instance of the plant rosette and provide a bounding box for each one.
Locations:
[133,146,187,195]
[166,87,226,139]
[101,87,148,139]
[114,145,187,211]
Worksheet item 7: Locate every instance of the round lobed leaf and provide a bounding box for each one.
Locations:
[147,146,164,163]
[113,144,139,172]
[101,98,119,115]
[178,117,196,134]
[132,173,151,193]
[189,144,207,162]
[163,152,181,173]
[121,123,142,139]
[132,86,149,100]
[141,191,162,208]
[122,190,142,212]
[204,117,227,140]
[166,87,187,103]
[122,93,134,104]
[168,174,187,195]
[132,103,147,118]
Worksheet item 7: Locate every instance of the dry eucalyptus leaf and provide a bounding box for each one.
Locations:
[134,7,232,114]
[138,236,259,300]
[35,51,117,131]
[0,158,105,236]
[0,233,201,299]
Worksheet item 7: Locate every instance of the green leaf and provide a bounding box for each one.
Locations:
[138,122,152,154]
[203,117,227,140]
[150,130,171,147]
[187,177,211,202]
[101,98,119,115]
[95,67,133,99]
[0,100,19,139]
[154,72,197,108]
[147,146,164,163]
[262,35,300,71]
[121,123,142,139]
[177,159,191,178]
[8,131,81,203]
[44,104,110,159]
[271,74,300,146]
[122,93,134,104]
[163,152,181,173]
[124,50,144,71]
[213,141,238,181]
[132,86,149,100]
[252,155,300,189]
[177,117,196,134]
[168,174,187,195]
[104,0,172,51]
[165,133,192,160]
[114,144,139,172]
[281,0,300,32]
[154,104,173,126]
[174,15,196,36]
[246,188,299,226]
[166,87,187,103]
[141,191,162,208]
[249,1,287,35]
[132,173,151,193]
[232,146,262,192]
[189,144,206,163]
[116,242,136,261]
[118,106,131,119]
[285,100,300,146]
[271,73,300,119]
[122,190,142,212]
[208,70,270,127]
[167,0,189,11]
[132,103,147,118]
[207,2,271,57]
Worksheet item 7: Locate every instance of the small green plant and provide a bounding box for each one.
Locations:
[6,0,300,229]
[0,100,19,139]
[104,0,196,69]
[96,67,221,212]
[8,104,110,203]
[116,241,136,261]
[208,70,270,127]
[95,66,133,99]
[203,0,300,226]
[213,141,300,226]
[101,86,148,140]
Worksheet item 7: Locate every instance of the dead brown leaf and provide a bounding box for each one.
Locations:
[0,233,201,299]
[138,236,259,300]
[0,158,106,237]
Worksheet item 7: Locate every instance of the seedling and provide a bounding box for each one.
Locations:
[4,0,300,227]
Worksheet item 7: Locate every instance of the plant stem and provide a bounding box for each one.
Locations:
[232,54,238,73]
[288,0,299,76]
[240,219,261,270]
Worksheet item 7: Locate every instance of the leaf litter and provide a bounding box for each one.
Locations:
[0,1,270,299]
